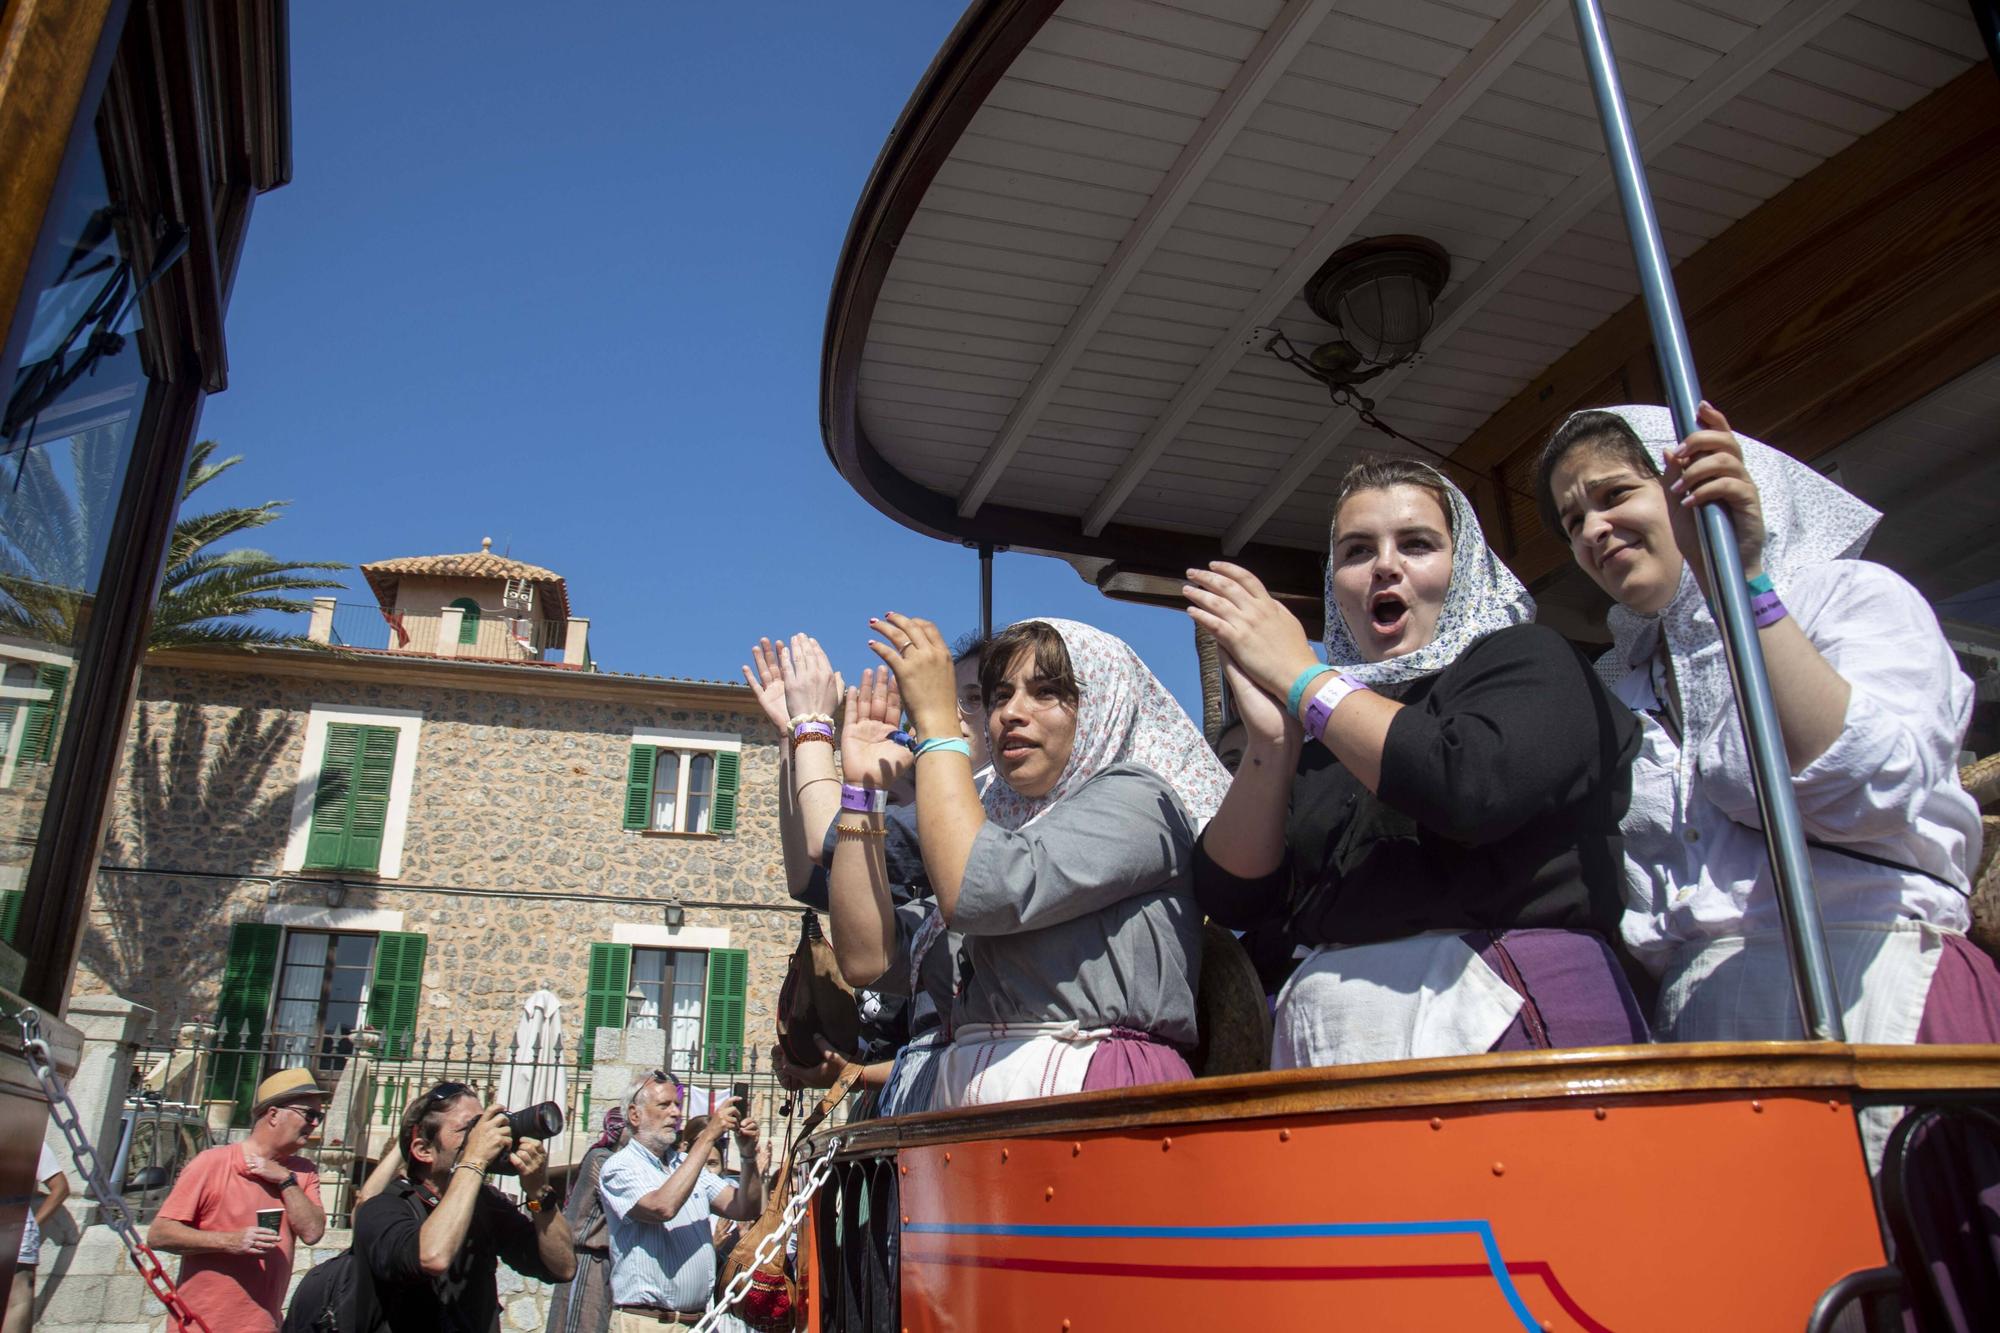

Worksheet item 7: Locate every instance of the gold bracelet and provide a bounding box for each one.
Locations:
[835,820,886,840]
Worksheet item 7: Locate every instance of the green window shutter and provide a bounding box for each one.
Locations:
[207,923,282,1122]
[622,745,657,830]
[702,948,748,1072]
[581,942,632,1066]
[366,932,427,1059]
[18,663,70,764]
[0,889,23,945]
[709,750,740,834]
[342,726,399,872]
[304,725,361,869]
[450,598,480,646]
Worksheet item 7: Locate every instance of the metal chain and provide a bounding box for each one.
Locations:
[693,1135,842,1333]
[10,1006,213,1333]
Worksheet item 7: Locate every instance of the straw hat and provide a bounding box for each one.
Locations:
[252,1068,324,1112]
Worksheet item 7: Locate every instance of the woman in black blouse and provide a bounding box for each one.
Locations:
[1183,458,1648,1066]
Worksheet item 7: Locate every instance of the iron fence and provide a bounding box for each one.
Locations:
[129,1024,829,1226]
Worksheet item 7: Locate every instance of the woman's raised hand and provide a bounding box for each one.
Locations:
[1666,400,1766,594]
[1184,562,1322,701]
[842,666,914,790]
[740,637,792,734]
[780,633,843,723]
[1222,647,1296,747]
[867,613,959,741]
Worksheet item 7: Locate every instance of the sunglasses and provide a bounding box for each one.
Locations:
[280,1103,325,1127]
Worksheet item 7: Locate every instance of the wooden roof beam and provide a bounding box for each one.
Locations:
[1467,66,2000,587]
[1217,0,1862,555]
[954,0,1337,518]
[1077,0,1564,540]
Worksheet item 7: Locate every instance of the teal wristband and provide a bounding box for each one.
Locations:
[1286,665,1336,717]
[1746,571,1774,596]
[914,737,972,760]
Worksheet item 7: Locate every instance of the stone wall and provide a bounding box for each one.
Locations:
[74,655,803,1045]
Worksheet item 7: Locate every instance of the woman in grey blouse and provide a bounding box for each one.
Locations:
[832,614,1229,1108]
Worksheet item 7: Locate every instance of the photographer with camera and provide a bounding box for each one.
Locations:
[352,1082,575,1332]
[601,1073,762,1330]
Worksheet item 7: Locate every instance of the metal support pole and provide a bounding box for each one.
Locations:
[1568,0,1846,1041]
[978,543,994,640]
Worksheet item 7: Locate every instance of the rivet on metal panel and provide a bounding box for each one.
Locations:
[900,1164,908,1175]
[902,1215,910,1224]
[1751,1100,1764,1113]
[1491,1162,1505,1177]
[943,1152,951,1165]
[1829,1099,1841,1111]
[1593,1107,1607,1121]
[1429,1117,1442,1131]
[1071,1142,1082,1157]
[1279,1128,1291,1142]
[1162,1137,1172,1152]
[1045,1186,1055,1201]
[1001,1148,1009,1163]
[1062,1322,1072,1331]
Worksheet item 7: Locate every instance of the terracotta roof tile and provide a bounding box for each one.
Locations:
[360,550,571,621]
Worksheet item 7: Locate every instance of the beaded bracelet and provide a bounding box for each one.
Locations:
[914,737,973,760]
[791,719,835,743]
[835,819,886,840]
[791,730,834,748]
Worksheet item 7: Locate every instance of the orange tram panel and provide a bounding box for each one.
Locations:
[797,1044,2000,1331]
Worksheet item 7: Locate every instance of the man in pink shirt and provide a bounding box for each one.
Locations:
[148,1069,328,1332]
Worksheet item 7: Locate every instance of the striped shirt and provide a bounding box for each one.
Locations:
[599,1141,725,1312]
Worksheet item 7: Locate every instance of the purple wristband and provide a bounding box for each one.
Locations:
[1302,673,1367,737]
[792,720,835,743]
[1751,589,1787,629]
[839,783,885,814]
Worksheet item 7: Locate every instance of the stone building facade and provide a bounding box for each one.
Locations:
[71,642,803,1097]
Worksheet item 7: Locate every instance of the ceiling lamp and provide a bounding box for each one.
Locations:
[1272,235,1450,387]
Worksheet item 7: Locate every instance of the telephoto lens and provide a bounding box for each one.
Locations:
[485,1101,565,1175]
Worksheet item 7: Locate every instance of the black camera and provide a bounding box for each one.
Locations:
[485,1101,564,1176]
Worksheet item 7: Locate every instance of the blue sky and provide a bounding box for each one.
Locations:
[194,3,1219,714]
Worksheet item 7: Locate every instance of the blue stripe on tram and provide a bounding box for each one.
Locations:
[900,1219,1542,1332]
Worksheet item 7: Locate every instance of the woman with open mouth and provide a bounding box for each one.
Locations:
[1184,458,1650,1066]
[1535,404,1995,1064]
[842,614,1228,1107]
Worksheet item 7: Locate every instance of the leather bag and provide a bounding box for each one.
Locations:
[775,911,861,1068]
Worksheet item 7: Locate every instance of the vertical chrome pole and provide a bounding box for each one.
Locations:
[1568,0,1845,1041]
[978,543,994,640]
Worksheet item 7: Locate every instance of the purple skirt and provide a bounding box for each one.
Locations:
[1896,935,2000,1332]
[1464,929,1652,1051]
[1082,1029,1194,1091]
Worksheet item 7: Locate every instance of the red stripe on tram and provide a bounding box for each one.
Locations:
[901,1250,1617,1332]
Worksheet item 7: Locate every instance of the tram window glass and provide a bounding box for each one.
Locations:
[0,135,152,929]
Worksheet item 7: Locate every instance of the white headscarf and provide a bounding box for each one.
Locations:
[1584,405,1880,742]
[1323,463,1535,685]
[981,618,1231,833]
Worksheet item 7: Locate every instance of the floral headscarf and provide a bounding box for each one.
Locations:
[1323,463,1534,685]
[1584,405,1880,742]
[981,618,1230,833]
[592,1105,626,1152]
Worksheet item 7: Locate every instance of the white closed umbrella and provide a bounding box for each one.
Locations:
[499,988,567,1112]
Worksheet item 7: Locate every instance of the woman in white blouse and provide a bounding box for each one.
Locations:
[1536,401,1996,1049]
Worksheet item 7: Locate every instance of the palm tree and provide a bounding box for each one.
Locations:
[0,436,346,649]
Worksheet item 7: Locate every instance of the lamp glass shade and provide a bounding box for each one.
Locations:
[1334,264,1435,365]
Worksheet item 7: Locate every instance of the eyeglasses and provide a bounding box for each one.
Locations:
[280,1104,325,1128]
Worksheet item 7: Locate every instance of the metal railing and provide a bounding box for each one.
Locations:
[130,1024,824,1226]
[319,602,568,662]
